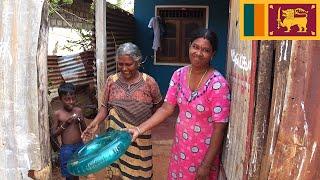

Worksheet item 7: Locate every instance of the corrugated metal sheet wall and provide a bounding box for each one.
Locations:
[260,41,320,180]
[48,2,135,100]
[48,51,95,98]
[105,2,135,77]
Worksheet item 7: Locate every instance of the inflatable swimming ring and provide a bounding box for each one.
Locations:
[67,129,132,176]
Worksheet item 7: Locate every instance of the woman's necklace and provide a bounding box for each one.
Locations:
[120,72,141,84]
[188,66,208,102]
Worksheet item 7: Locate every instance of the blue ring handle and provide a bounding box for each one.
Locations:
[67,129,132,176]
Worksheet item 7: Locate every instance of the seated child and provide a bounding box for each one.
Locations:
[52,83,87,180]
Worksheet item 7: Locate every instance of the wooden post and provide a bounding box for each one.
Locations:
[34,1,51,179]
[248,41,274,179]
[259,41,292,178]
[95,0,107,106]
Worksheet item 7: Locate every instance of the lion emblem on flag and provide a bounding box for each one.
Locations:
[277,7,308,32]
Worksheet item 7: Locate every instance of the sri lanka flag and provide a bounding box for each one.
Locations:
[243,4,265,36]
[240,0,320,40]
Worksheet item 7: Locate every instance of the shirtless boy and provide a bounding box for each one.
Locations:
[52,83,86,180]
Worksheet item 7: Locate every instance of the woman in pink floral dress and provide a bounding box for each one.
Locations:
[128,29,230,180]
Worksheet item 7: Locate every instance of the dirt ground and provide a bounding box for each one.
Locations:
[50,86,176,180]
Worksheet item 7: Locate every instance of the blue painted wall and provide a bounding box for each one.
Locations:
[134,0,229,95]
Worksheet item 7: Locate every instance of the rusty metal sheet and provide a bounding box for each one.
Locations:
[95,1,135,107]
[248,41,274,179]
[105,2,135,77]
[48,51,96,97]
[259,40,292,179]
[264,41,320,179]
[221,0,257,179]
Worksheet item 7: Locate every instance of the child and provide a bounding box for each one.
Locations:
[52,83,87,180]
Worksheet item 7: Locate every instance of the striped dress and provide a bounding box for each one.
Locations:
[102,73,162,180]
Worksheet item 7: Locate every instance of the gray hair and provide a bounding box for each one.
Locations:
[116,42,142,63]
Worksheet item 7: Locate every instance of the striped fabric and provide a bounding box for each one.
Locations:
[109,100,153,126]
[105,73,160,127]
[104,109,153,180]
[108,73,154,126]
[244,4,265,36]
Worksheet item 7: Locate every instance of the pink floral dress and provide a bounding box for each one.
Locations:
[165,66,230,180]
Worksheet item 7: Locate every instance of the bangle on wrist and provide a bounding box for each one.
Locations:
[135,126,142,135]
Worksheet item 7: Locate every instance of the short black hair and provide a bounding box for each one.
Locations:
[190,28,218,52]
[58,83,76,97]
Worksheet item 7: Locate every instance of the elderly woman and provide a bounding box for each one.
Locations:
[82,42,162,179]
[128,29,230,180]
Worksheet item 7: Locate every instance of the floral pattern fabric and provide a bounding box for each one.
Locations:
[165,66,230,180]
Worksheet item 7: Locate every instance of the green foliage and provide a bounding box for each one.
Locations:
[89,1,95,14]
[62,29,93,52]
[116,0,125,7]
[48,0,94,52]
[49,0,74,14]
[106,0,133,14]
[49,0,73,5]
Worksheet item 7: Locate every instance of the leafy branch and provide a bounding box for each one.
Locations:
[48,0,94,52]
[62,29,93,52]
[48,0,74,15]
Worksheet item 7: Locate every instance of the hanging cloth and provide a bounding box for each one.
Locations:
[148,17,161,51]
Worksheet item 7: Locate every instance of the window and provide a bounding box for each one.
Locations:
[155,6,208,65]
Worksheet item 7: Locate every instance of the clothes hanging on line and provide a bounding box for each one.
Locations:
[148,16,166,51]
[148,17,160,51]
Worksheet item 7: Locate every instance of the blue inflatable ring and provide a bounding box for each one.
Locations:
[67,129,132,176]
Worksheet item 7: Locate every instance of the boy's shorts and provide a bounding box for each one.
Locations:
[59,142,84,177]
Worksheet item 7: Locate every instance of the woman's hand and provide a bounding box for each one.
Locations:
[195,163,211,180]
[81,121,99,142]
[124,127,140,142]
